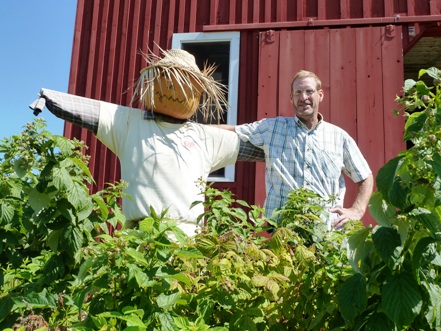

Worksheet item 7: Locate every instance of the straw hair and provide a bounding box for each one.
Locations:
[132,48,229,120]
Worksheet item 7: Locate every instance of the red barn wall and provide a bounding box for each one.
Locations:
[65,0,441,225]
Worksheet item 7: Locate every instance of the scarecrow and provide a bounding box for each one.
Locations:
[30,48,263,238]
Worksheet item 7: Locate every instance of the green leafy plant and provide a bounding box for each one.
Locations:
[344,67,441,330]
[0,119,126,328]
[2,66,441,330]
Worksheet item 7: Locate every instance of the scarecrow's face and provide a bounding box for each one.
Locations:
[290,76,323,121]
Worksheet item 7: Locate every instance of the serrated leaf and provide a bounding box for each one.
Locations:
[52,166,73,190]
[67,181,88,209]
[382,271,422,328]
[12,288,57,309]
[54,136,75,156]
[157,312,175,331]
[294,244,315,261]
[196,235,219,257]
[251,275,269,287]
[0,200,15,224]
[29,187,51,213]
[174,247,205,259]
[157,292,180,311]
[338,273,367,321]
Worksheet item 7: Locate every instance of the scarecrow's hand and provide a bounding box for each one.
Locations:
[29,95,46,116]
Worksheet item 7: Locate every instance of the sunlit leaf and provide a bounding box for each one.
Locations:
[369,192,395,226]
[347,226,372,272]
[28,187,51,213]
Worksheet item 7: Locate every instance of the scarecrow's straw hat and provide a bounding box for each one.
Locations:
[132,48,228,120]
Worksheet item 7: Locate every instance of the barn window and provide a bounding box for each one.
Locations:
[172,32,240,182]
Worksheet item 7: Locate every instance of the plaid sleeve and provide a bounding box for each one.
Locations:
[238,140,265,162]
[29,88,101,134]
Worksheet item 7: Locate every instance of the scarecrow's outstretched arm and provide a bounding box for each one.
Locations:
[29,89,264,161]
[237,140,265,162]
[29,89,100,134]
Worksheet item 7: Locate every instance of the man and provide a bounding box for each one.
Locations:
[29,49,263,237]
[221,70,373,230]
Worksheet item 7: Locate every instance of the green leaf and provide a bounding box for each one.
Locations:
[338,273,367,321]
[157,292,180,311]
[420,67,440,79]
[376,156,402,203]
[60,225,83,258]
[127,248,149,267]
[389,176,410,210]
[196,235,219,257]
[71,156,94,181]
[347,226,372,272]
[412,236,434,283]
[67,181,88,209]
[92,194,109,219]
[0,297,14,322]
[157,312,175,331]
[363,312,393,331]
[382,271,422,328]
[12,288,57,309]
[403,79,416,92]
[174,247,205,259]
[28,187,51,213]
[54,135,75,156]
[52,166,73,190]
[431,152,441,179]
[0,200,15,224]
[372,227,402,270]
[422,281,441,328]
[43,254,65,283]
[47,229,61,252]
[76,197,93,221]
[404,111,427,141]
[412,208,441,237]
[368,192,395,226]
[233,314,257,331]
[13,157,30,178]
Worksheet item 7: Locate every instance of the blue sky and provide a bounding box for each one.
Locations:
[0,1,77,140]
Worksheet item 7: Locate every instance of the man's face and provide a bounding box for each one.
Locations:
[290,76,323,121]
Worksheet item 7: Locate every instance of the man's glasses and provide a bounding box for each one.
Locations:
[292,89,316,96]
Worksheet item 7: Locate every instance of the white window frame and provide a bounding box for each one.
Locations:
[172,32,240,182]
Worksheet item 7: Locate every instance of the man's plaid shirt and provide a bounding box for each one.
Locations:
[235,115,372,219]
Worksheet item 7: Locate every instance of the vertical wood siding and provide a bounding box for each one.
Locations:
[66,0,439,223]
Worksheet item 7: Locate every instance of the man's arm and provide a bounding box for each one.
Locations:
[330,173,374,229]
[29,89,101,134]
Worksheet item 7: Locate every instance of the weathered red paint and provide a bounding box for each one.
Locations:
[66,0,440,225]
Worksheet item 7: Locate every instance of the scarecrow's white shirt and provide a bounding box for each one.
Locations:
[97,102,239,236]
